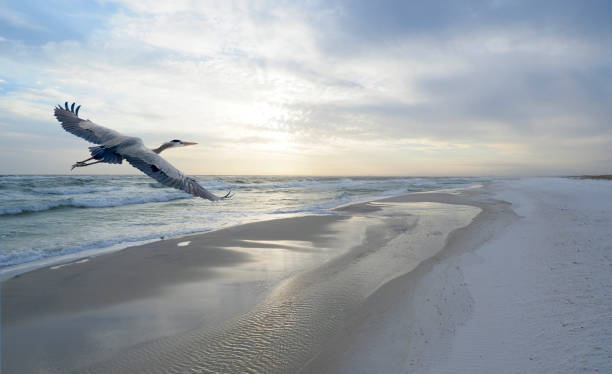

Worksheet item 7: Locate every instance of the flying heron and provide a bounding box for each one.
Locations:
[54,102,231,201]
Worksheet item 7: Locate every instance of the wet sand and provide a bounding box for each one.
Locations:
[2,191,483,373]
[302,189,516,373]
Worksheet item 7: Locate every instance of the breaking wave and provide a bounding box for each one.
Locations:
[0,193,192,216]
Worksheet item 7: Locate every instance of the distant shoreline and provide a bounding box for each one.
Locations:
[573,174,612,180]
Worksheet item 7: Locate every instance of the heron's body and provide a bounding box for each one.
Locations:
[54,102,230,201]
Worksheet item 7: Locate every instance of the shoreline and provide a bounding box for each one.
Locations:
[2,188,483,373]
[0,185,483,281]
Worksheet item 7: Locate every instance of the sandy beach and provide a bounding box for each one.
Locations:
[2,178,611,373]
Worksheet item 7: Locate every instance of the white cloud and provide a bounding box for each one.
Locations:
[1,1,611,175]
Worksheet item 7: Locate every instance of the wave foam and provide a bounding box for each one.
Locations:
[34,186,122,195]
[0,227,214,268]
[0,193,191,215]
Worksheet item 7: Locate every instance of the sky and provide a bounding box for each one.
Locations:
[1,0,611,176]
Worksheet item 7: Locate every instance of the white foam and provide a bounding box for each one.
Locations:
[34,186,122,195]
[50,258,90,270]
[0,227,217,275]
[0,193,191,215]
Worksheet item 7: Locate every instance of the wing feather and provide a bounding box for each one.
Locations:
[54,106,123,145]
[122,145,223,201]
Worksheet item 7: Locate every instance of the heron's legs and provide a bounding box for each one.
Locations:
[71,160,104,170]
[71,156,100,170]
[78,156,95,163]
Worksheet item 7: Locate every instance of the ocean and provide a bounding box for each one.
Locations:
[0,175,489,272]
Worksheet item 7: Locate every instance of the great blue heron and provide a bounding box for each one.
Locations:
[54,102,231,201]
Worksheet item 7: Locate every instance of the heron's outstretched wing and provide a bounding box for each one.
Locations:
[122,144,226,201]
[54,102,124,145]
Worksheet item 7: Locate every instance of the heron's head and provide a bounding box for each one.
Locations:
[168,139,198,148]
[154,139,198,154]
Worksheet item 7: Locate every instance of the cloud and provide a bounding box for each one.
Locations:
[311,1,612,55]
[0,0,611,175]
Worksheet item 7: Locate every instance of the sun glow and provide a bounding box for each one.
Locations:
[233,102,289,128]
[231,102,297,152]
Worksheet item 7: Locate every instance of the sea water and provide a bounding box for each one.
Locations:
[0,175,488,270]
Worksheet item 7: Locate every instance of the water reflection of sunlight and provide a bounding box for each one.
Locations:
[239,240,319,252]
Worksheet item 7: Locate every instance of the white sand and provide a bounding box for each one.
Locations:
[422,178,612,373]
[313,178,612,373]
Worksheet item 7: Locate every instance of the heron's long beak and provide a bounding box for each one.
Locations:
[183,142,198,146]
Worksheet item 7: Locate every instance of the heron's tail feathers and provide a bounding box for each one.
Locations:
[89,146,123,164]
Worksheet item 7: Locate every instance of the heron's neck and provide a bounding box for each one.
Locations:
[153,143,173,154]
